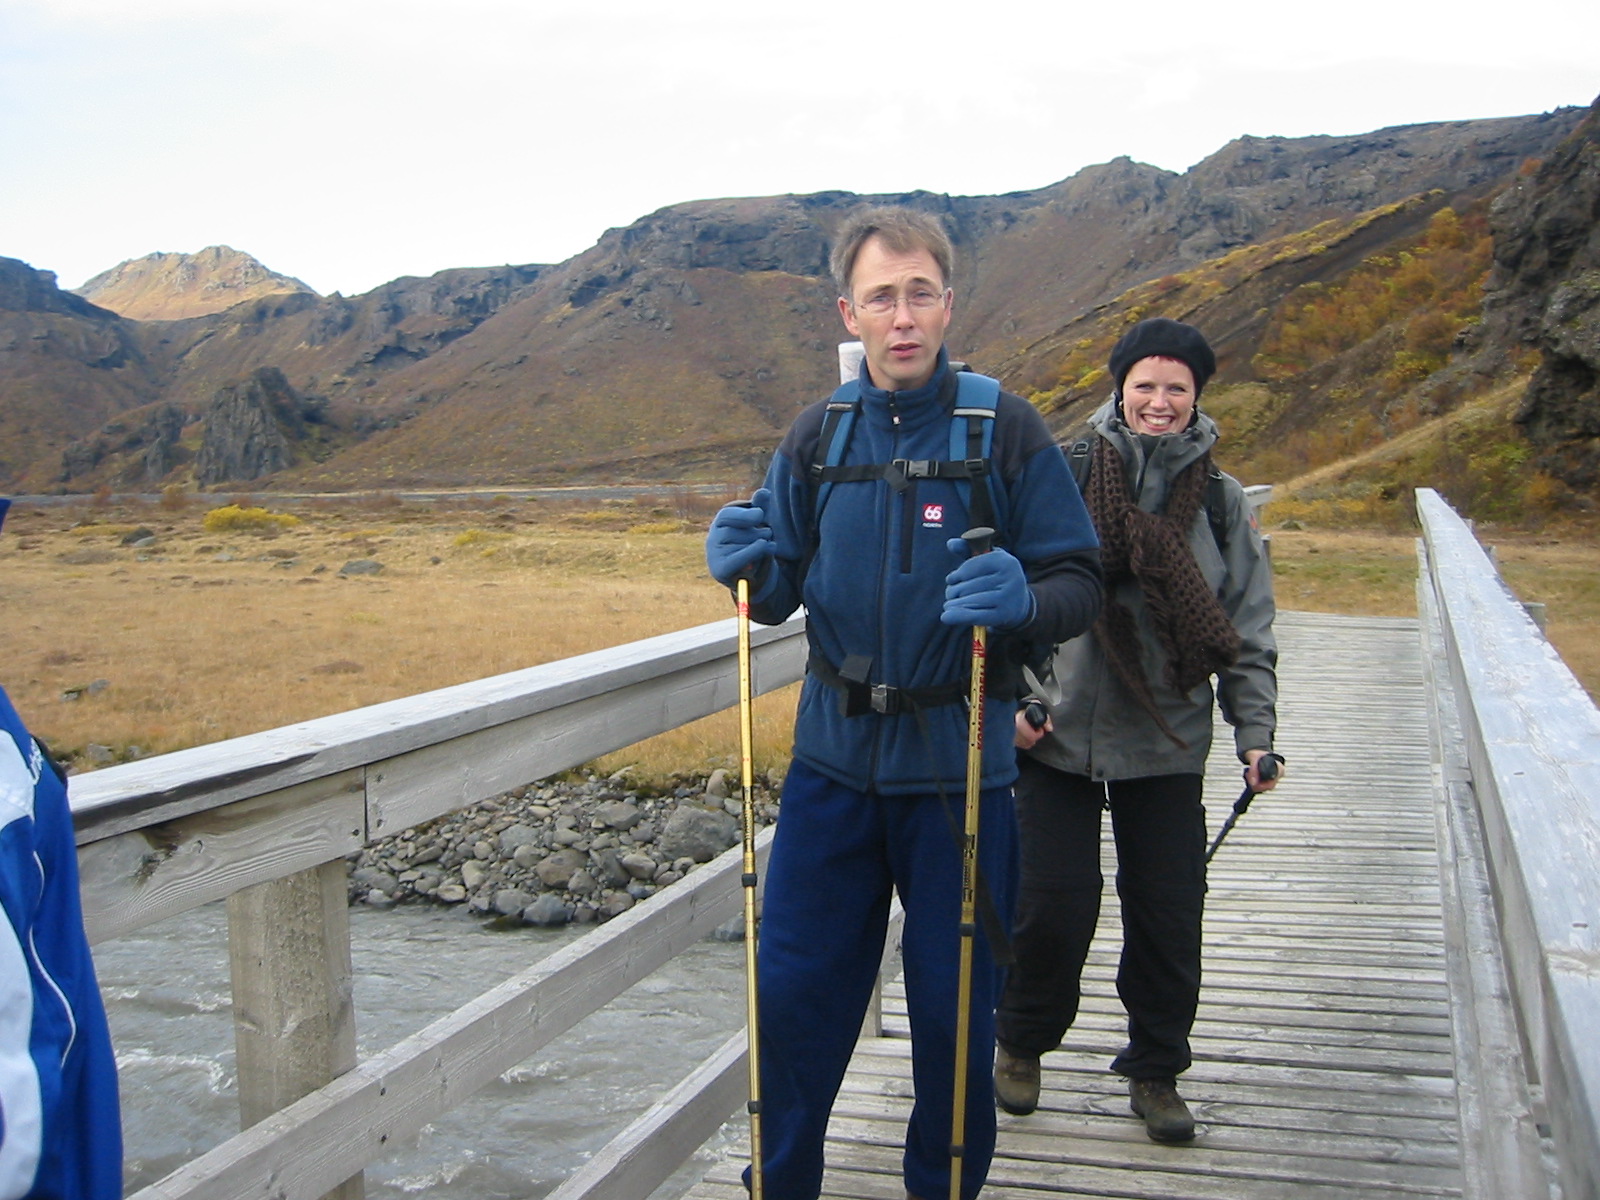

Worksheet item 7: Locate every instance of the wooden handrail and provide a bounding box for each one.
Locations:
[1416,487,1600,1200]
[75,613,807,944]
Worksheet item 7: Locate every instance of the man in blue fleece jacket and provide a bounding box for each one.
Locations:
[0,498,123,1200]
[706,209,1102,1200]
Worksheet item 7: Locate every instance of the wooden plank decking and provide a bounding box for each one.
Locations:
[685,609,1468,1199]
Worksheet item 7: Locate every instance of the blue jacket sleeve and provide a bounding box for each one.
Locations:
[990,399,1103,654]
[0,688,123,1200]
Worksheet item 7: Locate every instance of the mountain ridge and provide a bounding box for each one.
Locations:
[0,103,1591,511]
[74,245,317,321]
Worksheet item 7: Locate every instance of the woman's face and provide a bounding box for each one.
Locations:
[1121,356,1196,435]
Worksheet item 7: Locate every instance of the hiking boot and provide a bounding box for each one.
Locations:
[993,1045,1040,1115]
[1128,1077,1195,1142]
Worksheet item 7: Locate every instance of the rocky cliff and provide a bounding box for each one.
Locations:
[1479,98,1600,487]
[195,367,330,485]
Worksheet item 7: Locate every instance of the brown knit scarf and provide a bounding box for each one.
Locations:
[1086,435,1241,748]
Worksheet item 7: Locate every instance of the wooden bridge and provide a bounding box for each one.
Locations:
[70,489,1599,1200]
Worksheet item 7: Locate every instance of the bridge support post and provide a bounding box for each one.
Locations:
[227,859,365,1200]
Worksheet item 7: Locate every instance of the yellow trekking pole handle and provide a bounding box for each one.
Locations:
[736,576,765,1199]
[949,526,993,1200]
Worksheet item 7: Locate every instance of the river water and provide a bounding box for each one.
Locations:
[98,900,751,1199]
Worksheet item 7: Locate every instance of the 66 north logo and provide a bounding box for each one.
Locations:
[921,503,945,528]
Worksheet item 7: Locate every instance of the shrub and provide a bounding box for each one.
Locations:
[201,505,301,533]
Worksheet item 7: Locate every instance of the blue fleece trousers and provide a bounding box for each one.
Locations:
[746,758,1016,1200]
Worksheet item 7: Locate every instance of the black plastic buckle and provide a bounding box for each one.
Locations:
[870,684,899,715]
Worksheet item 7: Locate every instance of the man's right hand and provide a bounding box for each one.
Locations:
[706,488,776,587]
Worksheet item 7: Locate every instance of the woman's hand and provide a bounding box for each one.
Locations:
[1015,705,1052,750]
[1243,749,1284,792]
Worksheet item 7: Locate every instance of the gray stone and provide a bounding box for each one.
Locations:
[435,883,468,903]
[521,894,570,926]
[595,800,641,830]
[511,843,541,869]
[497,823,539,854]
[460,860,488,890]
[338,559,385,577]
[568,869,598,895]
[704,768,731,799]
[658,805,738,863]
[494,889,533,916]
[351,867,400,893]
[620,852,658,880]
[591,849,631,889]
[535,848,586,888]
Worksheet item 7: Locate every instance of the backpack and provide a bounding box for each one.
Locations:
[809,370,1002,535]
[1064,434,1230,552]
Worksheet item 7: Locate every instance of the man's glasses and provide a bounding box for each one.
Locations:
[853,288,948,317]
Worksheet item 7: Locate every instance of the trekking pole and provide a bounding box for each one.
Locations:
[1205,752,1284,863]
[736,574,765,1199]
[949,525,994,1200]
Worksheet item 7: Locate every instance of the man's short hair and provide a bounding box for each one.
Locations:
[830,207,954,297]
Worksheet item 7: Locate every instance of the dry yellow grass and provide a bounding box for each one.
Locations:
[3,495,1596,780]
[0,494,793,778]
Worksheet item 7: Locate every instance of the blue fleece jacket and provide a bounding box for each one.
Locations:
[0,686,122,1200]
[744,352,1102,794]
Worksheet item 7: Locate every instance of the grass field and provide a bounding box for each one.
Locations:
[2,492,1595,779]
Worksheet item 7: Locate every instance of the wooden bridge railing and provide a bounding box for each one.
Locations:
[1416,487,1600,1200]
[70,613,809,1200]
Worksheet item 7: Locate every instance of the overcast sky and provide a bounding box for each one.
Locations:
[3,0,1597,298]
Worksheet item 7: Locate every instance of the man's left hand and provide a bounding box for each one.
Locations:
[941,542,1035,630]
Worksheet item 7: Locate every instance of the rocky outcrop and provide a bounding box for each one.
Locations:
[307,264,545,362]
[75,245,317,321]
[58,402,190,486]
[195,367,326,485]
[1480,99,1600,487]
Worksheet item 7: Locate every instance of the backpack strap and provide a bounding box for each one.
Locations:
[810,382,861,518]
[1206,467,1229,552]
[1066,435,1093,492]
[950,371,999,532]
[810,371,1003,533]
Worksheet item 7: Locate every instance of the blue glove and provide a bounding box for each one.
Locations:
[706,488,775,587]
[941,539,1035,629]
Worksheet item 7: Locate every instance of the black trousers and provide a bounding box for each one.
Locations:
[995,757,1207,1079]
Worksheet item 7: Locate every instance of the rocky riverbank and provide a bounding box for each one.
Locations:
[347,767,782,928]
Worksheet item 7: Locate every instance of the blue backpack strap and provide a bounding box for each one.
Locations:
[952,371,1000,534]
[810,381,860,521]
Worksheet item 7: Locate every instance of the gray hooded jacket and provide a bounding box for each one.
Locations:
[1028,398,1278,780]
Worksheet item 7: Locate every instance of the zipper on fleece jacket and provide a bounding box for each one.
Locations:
[866,396,904,784]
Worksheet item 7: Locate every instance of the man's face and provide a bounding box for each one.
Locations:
[1121,356,1196,435]
[837,235,952,392]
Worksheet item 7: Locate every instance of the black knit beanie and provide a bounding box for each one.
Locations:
[1108,318,1216,397]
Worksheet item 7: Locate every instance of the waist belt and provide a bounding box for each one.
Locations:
[808,653,966,718]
